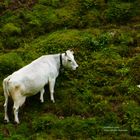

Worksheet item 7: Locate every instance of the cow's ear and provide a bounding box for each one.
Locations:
[69,49,74,54]
[71,50,74,54]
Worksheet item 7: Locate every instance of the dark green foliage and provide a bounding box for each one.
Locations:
[0,20,23,49]
[1,23,21,35]
[33,113,58,132]
[32,114,99,139]
[105,2,134,23]
[0,52,24,76]
[121,100,140,136]
[129,55,140,84]
[39,0,65,8]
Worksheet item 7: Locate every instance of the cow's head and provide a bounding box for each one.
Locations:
[63,50,78,70]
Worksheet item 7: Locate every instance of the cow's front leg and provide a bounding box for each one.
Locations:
[40,88,45,103]
[49,79,56,103]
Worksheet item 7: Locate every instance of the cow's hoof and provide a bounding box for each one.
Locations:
[13,121,20,125]
[52,100,55,103]
[4,120,9,124]
[13,120,20,125]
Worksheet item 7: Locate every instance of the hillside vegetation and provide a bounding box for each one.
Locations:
[0,0,140,139]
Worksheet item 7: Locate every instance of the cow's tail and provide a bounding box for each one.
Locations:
[3,76,11,97]
[3,76,11,123]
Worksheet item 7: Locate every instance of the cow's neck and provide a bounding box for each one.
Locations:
[59,53,64,73]
[53,53,64,73]
[60,53,63,68]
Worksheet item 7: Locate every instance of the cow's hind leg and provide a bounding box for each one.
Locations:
[4,93,9,123]
[13,95,26,124]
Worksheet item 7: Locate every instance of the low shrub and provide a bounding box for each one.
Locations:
[39,0,63,8]
[121,100,140,136]
[0,22,23,49]
[23,29,114,56]
[118,32,135,46]
[128,55,140,84]
[2,36,23,49]
[32,114,100,139]
[82,9,101,27]
[55,7,80,29]
[1,23,21,36]
[32,113,58,132]
[105,2,134,23]
[0,52,24,76]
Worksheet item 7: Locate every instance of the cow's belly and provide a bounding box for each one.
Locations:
[9,63,58,97]
[22,87,43,97]
[10,72,49,97]
[21,77,49,96]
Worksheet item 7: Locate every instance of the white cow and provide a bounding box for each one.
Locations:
[3,50,78,124]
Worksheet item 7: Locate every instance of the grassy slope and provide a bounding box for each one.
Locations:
[0,0,140,139]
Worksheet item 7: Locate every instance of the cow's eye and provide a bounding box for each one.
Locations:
[68,59,71,62]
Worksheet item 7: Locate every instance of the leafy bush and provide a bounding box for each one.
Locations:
[121,100,140,136]
[80,0,106,10]
[0,2,6,14]
[0,23,22,49]
[33,113,58,132]
[82,9,101,27]
[2,36,23,49]
[105,2,134,23]
[39,0,62,8]
[55,7,80,28]
[24,29,114,56]
[118,32,134,45]
[81,0,96,10]
[33,114,100,139]
[25,4,58,32]
[1,23,21,35]
[0,52,24,76]
[119,0,138,2]
[129,55,140,84]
